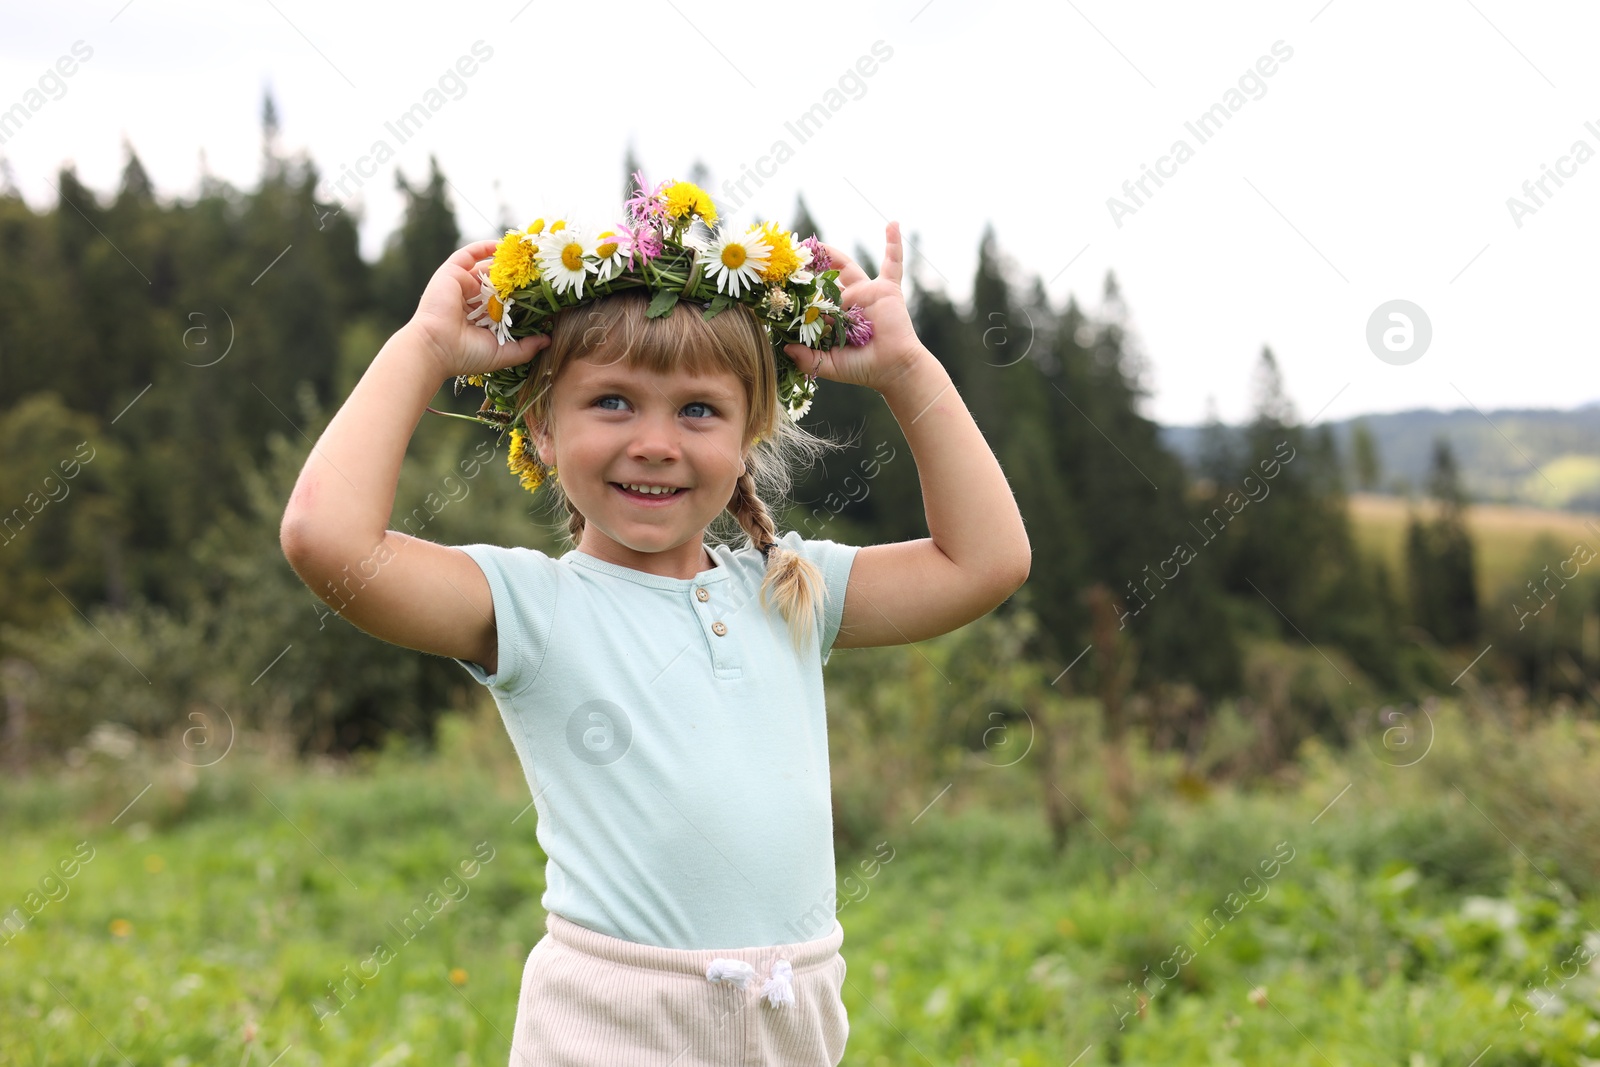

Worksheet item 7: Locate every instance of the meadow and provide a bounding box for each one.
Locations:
[1347,492,1600,604]
[5,497,1599,1064]
[4,691,1599,1066]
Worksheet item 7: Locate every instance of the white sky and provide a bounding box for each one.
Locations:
[3,0,1597,427]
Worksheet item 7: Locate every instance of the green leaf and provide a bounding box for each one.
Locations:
[539,276,563,314]
[646,289,681,318]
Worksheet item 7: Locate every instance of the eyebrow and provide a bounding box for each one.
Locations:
[580,376,740,404]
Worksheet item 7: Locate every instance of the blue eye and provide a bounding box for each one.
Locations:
[593,395,716,419]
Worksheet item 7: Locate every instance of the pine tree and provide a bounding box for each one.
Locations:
[1351,419,1381,491]
[375,155,461,329]
[115,138,155,207]
[261,86,282,181]
[1405,437,1479,644]
[792,193,822,243]
[622,143,643,202]
[688,158,710,190]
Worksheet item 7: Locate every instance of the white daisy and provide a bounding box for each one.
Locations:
[790,290,839,347]
[593,228,629,284]
[786,390,814,422]
[790,242,815,285]
[702,226,772,298]
[539,222,600,298]
[466,269,515,345]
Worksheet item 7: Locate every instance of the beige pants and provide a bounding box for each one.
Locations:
[509,912,850,1066]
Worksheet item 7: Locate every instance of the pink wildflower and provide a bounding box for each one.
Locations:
[843,305,874,347]
[800,236,832,272]
[625,171,670,227]
[602,221,646,271]
[634,224,664,264]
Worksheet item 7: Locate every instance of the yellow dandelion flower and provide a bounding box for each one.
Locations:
[109,918,133,938]
[490,229,541,295]
[466,375,484,386]
[507,428,546,494]
[662,181,717,226]
[449,967,469,986]
[756,222,804,284]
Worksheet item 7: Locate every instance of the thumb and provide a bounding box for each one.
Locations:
[517,332,551,360]
[784,342,822,374]
[495,331,550,372]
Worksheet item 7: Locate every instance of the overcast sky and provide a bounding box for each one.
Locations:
[4,0,1597,427]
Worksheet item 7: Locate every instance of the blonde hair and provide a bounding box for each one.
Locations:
[512,290,848,655]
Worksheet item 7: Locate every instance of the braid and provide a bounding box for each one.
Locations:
[727,469,826,653]
[563,496,586,549]
[727,470,778,559]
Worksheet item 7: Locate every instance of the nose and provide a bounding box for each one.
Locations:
[627,404,683,462]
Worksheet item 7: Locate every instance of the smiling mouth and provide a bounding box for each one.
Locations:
[611,482,689,501]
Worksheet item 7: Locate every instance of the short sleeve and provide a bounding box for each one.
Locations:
[775,529,859,665]
[450,543,561,695]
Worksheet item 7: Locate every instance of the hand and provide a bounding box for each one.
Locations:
[783,221,927,394]
[408,239,551,380]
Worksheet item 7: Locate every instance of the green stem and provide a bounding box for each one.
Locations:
[423,406,495,426]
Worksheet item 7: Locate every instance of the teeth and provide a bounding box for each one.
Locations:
[621,483,680,495]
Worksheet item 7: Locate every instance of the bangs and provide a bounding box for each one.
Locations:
[530,290,777,436]
[562,290,761,379]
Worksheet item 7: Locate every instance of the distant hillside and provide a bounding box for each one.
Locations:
[1160,404,1600,512]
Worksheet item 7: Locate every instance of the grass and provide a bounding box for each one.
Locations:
[3,699,1600,1065]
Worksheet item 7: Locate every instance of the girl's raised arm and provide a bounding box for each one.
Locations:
[783,223,1032,649]
[278,241,549,673]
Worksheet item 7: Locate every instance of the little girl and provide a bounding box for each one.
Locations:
[280,222,1030,1065]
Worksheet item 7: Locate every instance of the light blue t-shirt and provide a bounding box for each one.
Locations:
[451,529,859,951]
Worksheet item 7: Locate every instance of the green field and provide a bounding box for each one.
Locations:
[1349,492,1600,603]
[5,699,1600,1065]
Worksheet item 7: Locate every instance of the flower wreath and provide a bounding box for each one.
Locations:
[430,171,873,496]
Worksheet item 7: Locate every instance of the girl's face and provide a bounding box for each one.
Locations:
[534,354,751,574]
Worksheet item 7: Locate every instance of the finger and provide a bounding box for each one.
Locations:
[449,239,502,272]
[453,261,491,301]
[783,342,822,374]
[881,222,903,286]
[818,241,870,289]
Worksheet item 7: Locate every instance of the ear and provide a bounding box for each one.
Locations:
[532,422,554,467]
